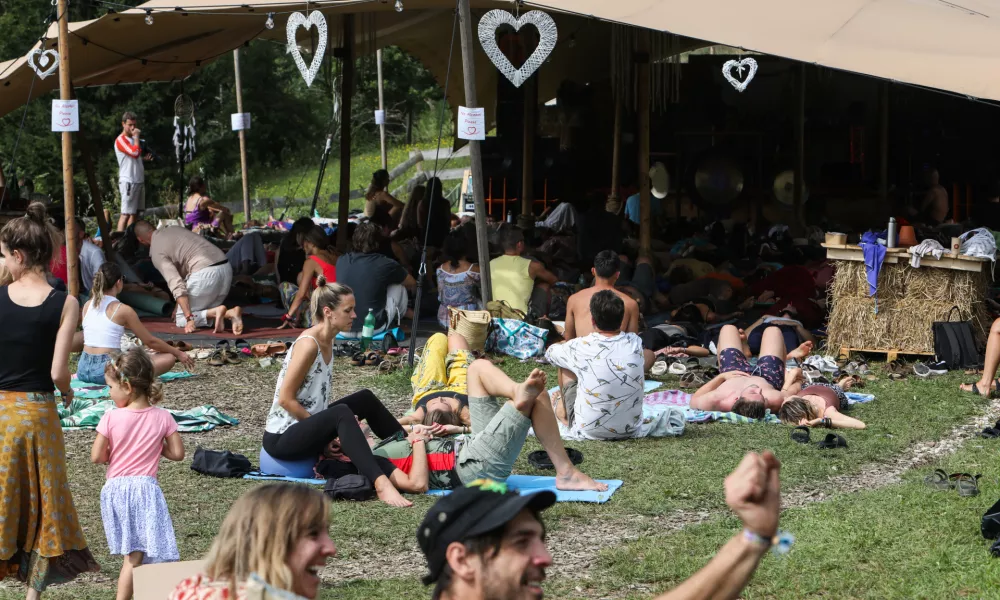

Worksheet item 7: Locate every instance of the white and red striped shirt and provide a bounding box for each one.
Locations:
[114,133,144,183]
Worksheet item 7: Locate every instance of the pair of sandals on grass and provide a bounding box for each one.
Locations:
[350,347,408,372]
[925,468,981,497]
[790,426,848,450]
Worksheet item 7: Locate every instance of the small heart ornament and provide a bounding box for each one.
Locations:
[28,49,59,80]
[286,11,327,88]
[722,57,758,93]
[478,9,557,88]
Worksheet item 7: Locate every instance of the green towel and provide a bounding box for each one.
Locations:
[59,399,238,432]
[64,371,196,400]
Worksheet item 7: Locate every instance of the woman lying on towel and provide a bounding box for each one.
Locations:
[400,332,473,435]
[263,276,426,508]
[777,379,867,430]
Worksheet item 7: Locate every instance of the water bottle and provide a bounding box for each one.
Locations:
[361,309,375,351]
[506,210,515,224]
[887,217,897,249]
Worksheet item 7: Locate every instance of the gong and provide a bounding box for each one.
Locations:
[693,154,744,206]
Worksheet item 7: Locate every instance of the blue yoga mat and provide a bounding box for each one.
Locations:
[245,472,323,485]
[426,475,623,504]
[336,327,406,343]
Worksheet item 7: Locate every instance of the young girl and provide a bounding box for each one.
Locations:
[91,348,184,600]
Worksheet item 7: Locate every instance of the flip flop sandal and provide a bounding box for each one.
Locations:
[650,359,669,377]
[980,427,1000,439]
[817,433,848,449]
[527,448,584,470]
[234,339,251,355]
[790,426,811,444]
[207,351,226,367]
[962,380,998,398]
[167,340,194,352]
[224,349,242,365]
[889,372,907,381]
[216,340,231,352]
[704,367,720,379]
[364,351,384,367]
[195,349,213,360]
[668,362,688,375]
[679,372,703,388]
[924,469,953,490]
[952,473,982,497]
[351,352,367,367]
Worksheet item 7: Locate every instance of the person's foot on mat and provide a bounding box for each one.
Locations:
[228,306,244,336]
[513,369,547,412]
[374,478,413,508]
[787,340,814,362]
[212,305,228,334]
[556,468,608,492]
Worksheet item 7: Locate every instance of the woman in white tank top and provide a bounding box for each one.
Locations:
[76,263,195,385]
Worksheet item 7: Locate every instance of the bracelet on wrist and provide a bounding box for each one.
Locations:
[743,529,794,556]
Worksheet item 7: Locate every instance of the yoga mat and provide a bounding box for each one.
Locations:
[245,472,323,485]
[140,315,305,340]
[427,475,623,504]
[119,291,173,317]
[336,327,406,343]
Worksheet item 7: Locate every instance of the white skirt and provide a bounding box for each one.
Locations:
[100,476,179,563]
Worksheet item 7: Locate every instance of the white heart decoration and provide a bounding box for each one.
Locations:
[478,9,557,88]
[28,49,59,80]
[722,58,758,93]
[286,11,327,88]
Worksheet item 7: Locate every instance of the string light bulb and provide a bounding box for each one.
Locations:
[265,12,274,29]
[394,0,404,11]
[144,10,154,25]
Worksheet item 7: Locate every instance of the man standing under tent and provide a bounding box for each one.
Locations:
[114,111,151,232]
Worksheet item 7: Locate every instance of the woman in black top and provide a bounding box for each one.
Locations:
[0,203,99,598]
[275,216,315,286]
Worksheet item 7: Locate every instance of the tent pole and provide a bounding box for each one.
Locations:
[610,93,622,205]
[637,31,651,259]
[377,48,388,169]
[233,49,251,224]
[337,14,356,253]
[458,0,492,301]
[519,74,536,229]
[793,63,806,233]
[879,81,889,202]
[57,0,79,298]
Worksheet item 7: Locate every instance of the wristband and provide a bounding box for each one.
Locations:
[821,417,832,428]
[743,529,794,556]
[184,313,195,322]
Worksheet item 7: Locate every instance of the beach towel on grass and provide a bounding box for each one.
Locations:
[426,474,623,503]
[544,381,682,440]
[59,371,196,400]
[59,399,238,432]
[642,389,876,423]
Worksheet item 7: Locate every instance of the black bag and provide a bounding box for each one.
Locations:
[190,448,253,478]
[932,307,981,370]
[324,474,375,501]
[983,498,1000,540]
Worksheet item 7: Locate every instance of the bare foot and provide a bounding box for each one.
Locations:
[787,340,814,361]
[374,479,412,508]
[227,306,244,335]
[513,369,547,412]
[556,468,608,492]
[212,306,227,334]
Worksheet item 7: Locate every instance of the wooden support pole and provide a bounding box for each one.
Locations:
[458,0,492,302]
[519,74,536,227]
[377,48,388,170]
[57,0,79,298]
[878,81,889,202]
[610,93,622,203]
[637,32,651,258]
[336,15,355,253]
[233,49,251,224]
[793,63,806,233]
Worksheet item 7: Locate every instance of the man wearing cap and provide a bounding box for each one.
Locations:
[419,450,783,600]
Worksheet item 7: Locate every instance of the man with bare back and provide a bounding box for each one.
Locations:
[919,167,950,225]
[690,324,792,418]
[564,250,639,339]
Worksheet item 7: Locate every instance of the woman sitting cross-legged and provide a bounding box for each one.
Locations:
[263,276,424,507]
[74,263,195,385]
[436,233,482,329]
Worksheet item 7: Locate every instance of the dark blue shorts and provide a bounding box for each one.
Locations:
[718,348,784,390]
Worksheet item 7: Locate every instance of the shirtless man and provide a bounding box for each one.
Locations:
[919,167,950,225]
[564,250,639,339]
[690,324,791,418]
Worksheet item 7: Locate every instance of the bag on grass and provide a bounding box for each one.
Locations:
[487,318,549,359]
[324,474,375,501]
[933,307,980,370]
[191,448,253,478]
[983,498,1000,540]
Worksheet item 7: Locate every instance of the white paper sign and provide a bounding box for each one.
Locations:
[374,109,385,125]
[230,113,251,131]
[51,100,79,132]
[457,106,486,141]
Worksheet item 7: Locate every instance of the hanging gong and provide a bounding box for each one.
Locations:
[772,169,809,206]
[693,154,744,206]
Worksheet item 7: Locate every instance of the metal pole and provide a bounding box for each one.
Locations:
[377,48,388,170]
[637,32,651,259]
[337,15,356,252]
[234,49,251,224]
[57,0,79,297]
[458,0,492,301]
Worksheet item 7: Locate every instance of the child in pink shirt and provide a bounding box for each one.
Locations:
[91,347,185,600]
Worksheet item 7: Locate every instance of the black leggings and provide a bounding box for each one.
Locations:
[263,389,404,484]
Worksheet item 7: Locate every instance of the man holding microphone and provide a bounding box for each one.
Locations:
[114,111,152,231]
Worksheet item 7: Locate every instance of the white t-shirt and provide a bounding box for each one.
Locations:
[115,133,144,183]
[265,336,332,435]
[545,332,645,440]
[79,239,105,293]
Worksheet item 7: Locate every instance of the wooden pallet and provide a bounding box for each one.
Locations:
[838,347,935,363]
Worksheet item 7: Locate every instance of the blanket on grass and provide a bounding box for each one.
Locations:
[59,371,196,400]
[642,389,875,425]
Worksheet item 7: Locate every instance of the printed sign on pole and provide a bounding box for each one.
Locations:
[51,100,79,132]
[457,106,486,141]
[374,109,386,125]
[230,113,252,131]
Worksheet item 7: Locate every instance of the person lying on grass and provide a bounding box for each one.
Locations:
[170,484,336,600]
[778,377,867,429]
[419,451,782,600]
[401,332,473,435]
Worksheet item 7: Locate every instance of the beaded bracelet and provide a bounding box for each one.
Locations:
[743,529,795,556]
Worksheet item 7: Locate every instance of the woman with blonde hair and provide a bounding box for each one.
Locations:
[170,484,337,599]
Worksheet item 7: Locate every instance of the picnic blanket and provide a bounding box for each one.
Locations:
[642,389,876,424]
[59,398,238,432]
[59,371,196,400]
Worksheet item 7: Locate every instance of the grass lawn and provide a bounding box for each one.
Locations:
[20,358,1000,599]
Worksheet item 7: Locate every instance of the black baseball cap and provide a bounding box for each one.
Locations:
[417,479,556,585]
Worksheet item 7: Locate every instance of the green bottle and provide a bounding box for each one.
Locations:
[361,308,375,351]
